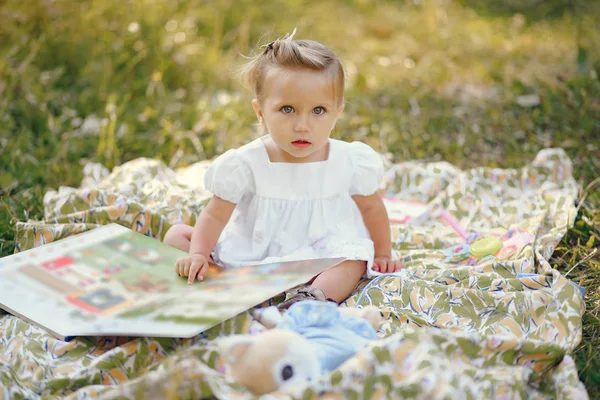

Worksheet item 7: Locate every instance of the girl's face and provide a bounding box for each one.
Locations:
[252,66,344,163]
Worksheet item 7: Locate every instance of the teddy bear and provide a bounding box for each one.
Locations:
[218,300,383,395]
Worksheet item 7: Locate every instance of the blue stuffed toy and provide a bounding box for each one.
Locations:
[219,300,382,395]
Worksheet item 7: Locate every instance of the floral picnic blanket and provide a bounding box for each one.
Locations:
[1,148,588,399]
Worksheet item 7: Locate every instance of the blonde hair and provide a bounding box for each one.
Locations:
[240,30,345,106]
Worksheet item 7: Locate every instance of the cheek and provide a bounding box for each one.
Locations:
[320,116,338,132]
[265,113,287,126]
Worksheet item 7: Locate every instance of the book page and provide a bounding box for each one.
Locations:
[0,224,344,339]
[383,198,468,239]
[382,198,429,223]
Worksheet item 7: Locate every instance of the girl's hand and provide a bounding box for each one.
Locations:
[372,256,404,274]
[175,254,210,284]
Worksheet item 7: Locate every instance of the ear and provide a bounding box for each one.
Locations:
[330,102,345,133]
[339,306,383,329]
[219,335,254,364]
[252,306,283,329]
[252,99,264,123]
[359,306,383,329]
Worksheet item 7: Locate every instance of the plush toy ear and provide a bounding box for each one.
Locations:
[252,306,282,329]
[339,306,383,329]
[360,306,384,329]
[219,335,254,365]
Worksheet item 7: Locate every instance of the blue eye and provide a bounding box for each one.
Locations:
[281,106,294,114]
[313,107,325,115]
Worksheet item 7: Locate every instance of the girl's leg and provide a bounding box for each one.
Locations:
[163,224,193,252]
[309,260,366,303]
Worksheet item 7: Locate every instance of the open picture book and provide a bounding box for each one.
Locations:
[0,224,344,341]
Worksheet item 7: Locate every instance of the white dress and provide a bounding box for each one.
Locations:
[204,135,384,273]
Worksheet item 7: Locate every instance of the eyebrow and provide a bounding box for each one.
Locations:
[272,100,334,109]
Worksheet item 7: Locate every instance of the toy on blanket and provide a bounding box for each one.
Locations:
[218,300,382,395]
[442,230,536,266]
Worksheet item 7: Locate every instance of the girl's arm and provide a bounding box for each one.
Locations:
[353,193,402,273]
[190,195,237,257]
[177,196,236,284]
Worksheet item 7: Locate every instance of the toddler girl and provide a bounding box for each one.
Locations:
[164,30,402,308]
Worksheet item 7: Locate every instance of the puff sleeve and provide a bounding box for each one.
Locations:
[203,149,250,203]
[349,142,384,196]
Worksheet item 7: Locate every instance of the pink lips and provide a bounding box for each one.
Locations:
[292,140,311,149]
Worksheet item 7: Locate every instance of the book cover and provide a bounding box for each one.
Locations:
[383,198,468,240]
[0,224,344,341]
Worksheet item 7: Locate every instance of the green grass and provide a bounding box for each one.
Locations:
[1,0,599,396]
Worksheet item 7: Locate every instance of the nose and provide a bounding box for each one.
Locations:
[294,114,309,132]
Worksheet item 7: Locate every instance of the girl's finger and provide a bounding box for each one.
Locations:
[188,262,201,285]
[379,259,388,273]
[196,261,209,281]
